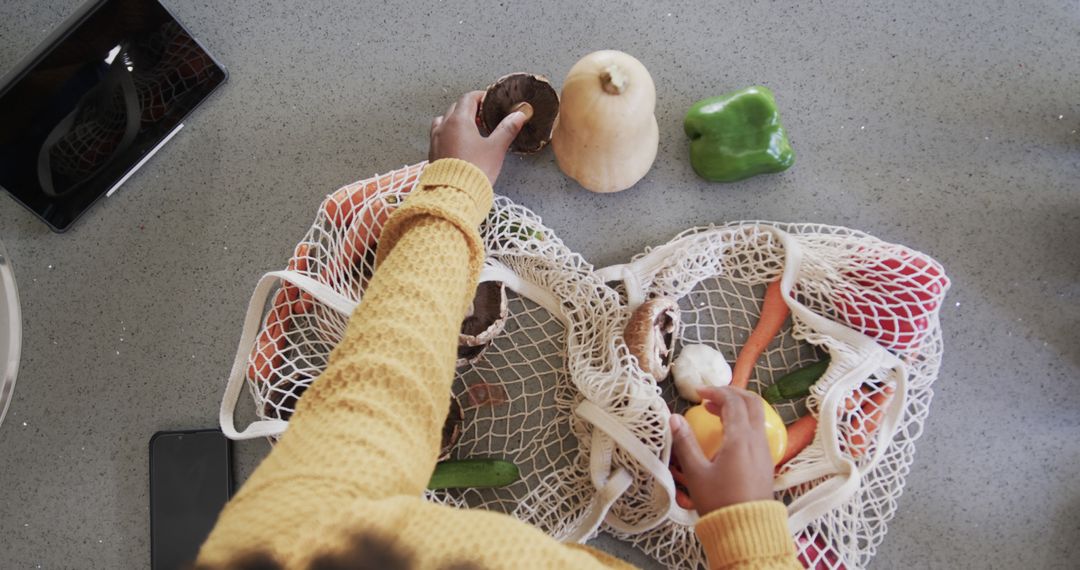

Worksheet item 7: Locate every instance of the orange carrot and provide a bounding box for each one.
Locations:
[732,279,790,389]
[292,291,314,315]
[271,289,291,323]
[849,385,895,457]
[288,243,310,273]
[247,316,287,383]
[675,489,695,510]
[779,414,817,467]
[323,171,415,228]
[841,384,873,413]
[669,465,695,510]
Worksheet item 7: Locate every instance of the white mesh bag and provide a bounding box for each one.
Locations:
[591,223,949,569]
[218,161,643,542]
[219,162,950,569]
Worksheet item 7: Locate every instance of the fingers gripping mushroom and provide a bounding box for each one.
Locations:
[479,73,560,154]
[624,297,681,381]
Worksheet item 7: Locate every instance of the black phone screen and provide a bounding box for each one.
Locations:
[149,429,233,569]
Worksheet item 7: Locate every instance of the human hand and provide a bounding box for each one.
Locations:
[428,90,530,186]
[670,386,775,515]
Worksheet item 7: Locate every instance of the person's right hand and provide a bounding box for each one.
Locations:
[428,91,529,186]
[670,386,775,516]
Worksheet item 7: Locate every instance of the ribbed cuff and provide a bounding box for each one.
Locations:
[375,159,494,279]
[694,501,796,568]
[416,158,494,227]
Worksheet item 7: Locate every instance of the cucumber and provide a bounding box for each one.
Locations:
[427,458,520,490]
[763,356,831,404]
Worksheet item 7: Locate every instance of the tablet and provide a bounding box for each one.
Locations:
[0,0,227,232]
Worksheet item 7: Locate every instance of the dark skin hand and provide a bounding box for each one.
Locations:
[670,386,775,516]
[428,90,529,186]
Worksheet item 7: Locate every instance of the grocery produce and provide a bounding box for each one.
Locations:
[669,463,695,509]
[286,243,314,314]
[835,250,948,351]
[551,50,659,193]
[671,344,732,403]
[796,532,845,570]
[762,356,831,403]
[247,311,287,383]
[439,399,463,461]
[624,297,681,381]
[778,413,817,467]
[684,395,788,465]
[323,171,415,228]
[428,458,520,490]
[479,73,559,153]
[684,86,794,182]
[731,280,789,389]
[457,281,508,368]
[847,384,895,457]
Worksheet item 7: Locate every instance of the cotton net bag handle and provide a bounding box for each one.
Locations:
[219,268,359,440]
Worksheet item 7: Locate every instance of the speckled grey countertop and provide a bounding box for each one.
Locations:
[1,1,1078,568]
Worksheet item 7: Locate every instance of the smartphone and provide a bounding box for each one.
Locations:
[149,429,233,570]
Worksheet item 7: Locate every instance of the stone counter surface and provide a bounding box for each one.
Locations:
[1,1,1077,568]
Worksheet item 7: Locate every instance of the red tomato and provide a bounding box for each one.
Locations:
[838,250,947,351]
[796,533,844,570]
[851,252,947,313]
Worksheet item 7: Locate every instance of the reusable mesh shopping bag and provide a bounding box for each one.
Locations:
[219,162,949,569]
[591,223,949,569]
[218,161,635,542]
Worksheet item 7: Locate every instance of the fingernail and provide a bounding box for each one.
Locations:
[509,101,534,122]
[670,414,686,433]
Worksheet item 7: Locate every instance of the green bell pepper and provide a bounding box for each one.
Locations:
[684,86,795,182]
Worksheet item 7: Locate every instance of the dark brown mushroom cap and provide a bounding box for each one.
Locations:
[455,343,488,368]
[479,73,559,153]
[624,297,681,381]
[460,281,508,346]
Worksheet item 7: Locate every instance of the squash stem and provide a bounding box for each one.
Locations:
[600,65,627,95]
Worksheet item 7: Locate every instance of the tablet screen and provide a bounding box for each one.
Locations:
[0,0,226,231]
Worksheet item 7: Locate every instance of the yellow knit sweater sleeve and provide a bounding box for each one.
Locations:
[197,158,800,569]
[695,501,803,569]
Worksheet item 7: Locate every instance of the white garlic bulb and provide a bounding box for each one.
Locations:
[671,344,732,403]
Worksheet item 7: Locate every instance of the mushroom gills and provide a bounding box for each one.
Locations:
[623,297,681,381]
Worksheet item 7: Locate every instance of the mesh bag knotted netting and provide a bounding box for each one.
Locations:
[220,162,950,569]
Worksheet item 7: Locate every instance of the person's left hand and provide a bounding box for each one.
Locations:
[428,91,529,186]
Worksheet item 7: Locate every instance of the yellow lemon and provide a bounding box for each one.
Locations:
[684,394,788,465]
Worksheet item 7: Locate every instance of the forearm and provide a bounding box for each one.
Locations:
[263,217,474,494]
[255,159,491,494]
[199,160,493,562]
[695,501,803,570]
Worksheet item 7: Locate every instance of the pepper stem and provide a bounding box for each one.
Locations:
[599,65,627,95]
